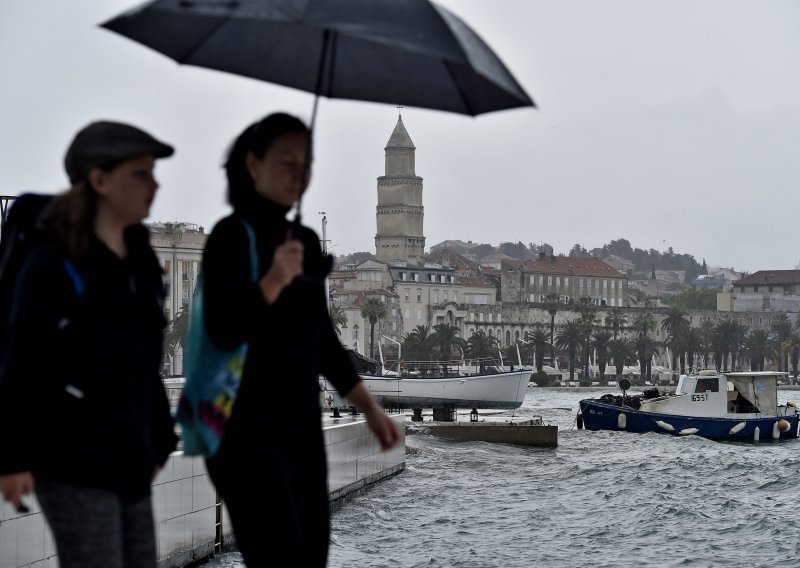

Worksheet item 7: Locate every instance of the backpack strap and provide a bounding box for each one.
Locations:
[63,259,85,299]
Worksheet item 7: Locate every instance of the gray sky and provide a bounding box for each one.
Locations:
[2,0,799,273]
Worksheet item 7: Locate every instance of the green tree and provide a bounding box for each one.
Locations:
[771,314,793,372]
[745,329,770,372]
[431,323,465,362]
[165,306,189,374]
[607,337,637,379]
[361,297,387,360]
[663,286,717,310]
[592,330,612,382]
[541,293,562,348]
[605,307,627,339]
[401,325,434,362]
[524,325,552,373]
[555,320,583,382]
[329,303,347,337]
[467,330,499,370]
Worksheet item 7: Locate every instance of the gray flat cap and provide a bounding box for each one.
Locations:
[64,120,174,183]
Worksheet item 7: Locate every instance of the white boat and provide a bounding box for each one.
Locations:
[322,351,530,411]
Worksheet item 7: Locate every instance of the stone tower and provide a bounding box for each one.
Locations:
[375,115,425,262]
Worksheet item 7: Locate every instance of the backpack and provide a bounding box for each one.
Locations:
[0,193,85,383]
[175,217,258,457]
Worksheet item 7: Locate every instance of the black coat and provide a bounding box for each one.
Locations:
[201,196,362,566]
[0,225,177,500]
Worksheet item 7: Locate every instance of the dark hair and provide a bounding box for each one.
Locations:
[224,113,310,210]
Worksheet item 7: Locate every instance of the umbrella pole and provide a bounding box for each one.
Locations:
[291,29,334,239]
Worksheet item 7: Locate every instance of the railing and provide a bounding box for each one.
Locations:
[379,357,508,377]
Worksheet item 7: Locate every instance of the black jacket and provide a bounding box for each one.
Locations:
[0,225,177,500]
[202,197,359,435]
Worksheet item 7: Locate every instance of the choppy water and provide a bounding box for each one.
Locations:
[203,388,800,568]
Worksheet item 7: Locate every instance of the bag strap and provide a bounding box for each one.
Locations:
[238,217,258,283]
[63,258,85,298]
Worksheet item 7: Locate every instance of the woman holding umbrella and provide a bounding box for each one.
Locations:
[201,112,401,567]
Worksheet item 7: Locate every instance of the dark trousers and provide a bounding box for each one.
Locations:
[206,426,331,567]
[35,479,157,568]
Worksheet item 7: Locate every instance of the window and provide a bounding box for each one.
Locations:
[444,292,448,302]
[404,309,410,319]
[416,309,422,319]
[352,325,359,340]
[433,292,439,303]
[695,378,718,393]
[404,289,410,302]
[416,290,422,303]
[754,286,759,292]
[768,286,774,292]
[401,272,407,281]
[547,276,552,285]
[413,273,419,282]
[164,260,171,274]
[164,308,170,322]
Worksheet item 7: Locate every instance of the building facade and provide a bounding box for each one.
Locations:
[730,270,800,313]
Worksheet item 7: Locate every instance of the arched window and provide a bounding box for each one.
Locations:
[505,330,511,346]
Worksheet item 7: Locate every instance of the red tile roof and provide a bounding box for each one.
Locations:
[734,270,800,286]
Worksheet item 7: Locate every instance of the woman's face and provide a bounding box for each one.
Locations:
[91,154,159,226]
[246,130,311,207]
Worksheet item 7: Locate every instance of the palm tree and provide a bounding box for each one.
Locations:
[555,319,583,381]
[607,337,637,379]
[329,303,347,337]
[684,327,701,372]
[165,306,189,374]
[632,312,656,337]
[361,297,387,360]
[745,329,770,371]
[636,333,659,385]
[592,330,612,382]
[771,314,793,372]
[660,307,688,372]
[401,325,434,362]
[784,334,800,381]
[431,323,465,362]
[541,293,562,348]
[605,307,627,339]
[467,330,498,370]
[524,325,552,373]
[698,319,715,369]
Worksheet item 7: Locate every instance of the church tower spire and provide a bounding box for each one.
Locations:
[375,115,425,262]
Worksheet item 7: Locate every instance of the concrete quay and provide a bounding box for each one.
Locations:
[0,413,406,568]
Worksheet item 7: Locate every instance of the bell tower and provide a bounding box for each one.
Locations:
[375,112,425,262]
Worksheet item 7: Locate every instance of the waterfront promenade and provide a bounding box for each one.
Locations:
[0,411,406,568]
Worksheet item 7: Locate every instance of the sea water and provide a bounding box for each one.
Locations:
[203,388,800,568]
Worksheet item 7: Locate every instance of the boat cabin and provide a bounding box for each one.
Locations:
[638,371,786,418]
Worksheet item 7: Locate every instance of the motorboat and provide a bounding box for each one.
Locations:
[577,371,800,441]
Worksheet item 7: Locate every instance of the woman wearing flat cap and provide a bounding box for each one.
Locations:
[0,120,178,568]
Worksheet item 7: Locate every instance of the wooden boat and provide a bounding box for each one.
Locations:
[321,350,530,411]
[577,371,800,442]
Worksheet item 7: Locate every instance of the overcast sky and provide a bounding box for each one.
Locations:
[2,0,799,273]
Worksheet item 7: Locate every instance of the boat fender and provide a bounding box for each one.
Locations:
[655,420,674,432]
[728,422,746,435]
[617,413,626,430]
[778,419,790,433]
[678,428,699,436]
[576,412,584,430]
[753,425,760,442]
[772,422,781,440]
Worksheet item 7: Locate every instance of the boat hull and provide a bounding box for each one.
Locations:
[355,370,530,410]
[579,399,800,441]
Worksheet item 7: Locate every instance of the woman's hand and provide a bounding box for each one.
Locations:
[0,472,34,513]
[259,236,303,304]
[363,406,403,451]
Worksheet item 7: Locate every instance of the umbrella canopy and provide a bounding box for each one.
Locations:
[101,0,535,117]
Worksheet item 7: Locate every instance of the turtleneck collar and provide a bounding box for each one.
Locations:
[237,192,292,226]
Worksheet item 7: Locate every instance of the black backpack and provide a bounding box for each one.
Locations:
[0,193,85,339]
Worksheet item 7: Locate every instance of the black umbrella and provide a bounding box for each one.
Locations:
[101,0,535,229]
